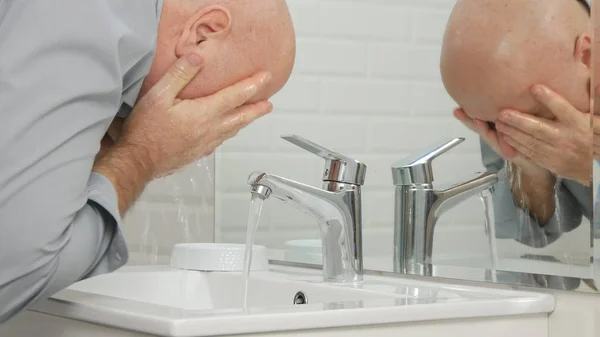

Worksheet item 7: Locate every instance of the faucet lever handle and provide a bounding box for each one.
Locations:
[282,134,367,185]
[391,137,465,186]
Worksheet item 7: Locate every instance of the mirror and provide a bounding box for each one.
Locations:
[214,0,598,292]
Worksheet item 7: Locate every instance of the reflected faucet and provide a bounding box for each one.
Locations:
[248,135,366,283]
[392,138,498,276]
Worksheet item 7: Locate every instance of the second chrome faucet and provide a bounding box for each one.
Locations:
[391,138,498,276]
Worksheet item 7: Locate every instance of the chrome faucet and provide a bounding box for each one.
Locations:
[248,135,366,283]
[391,138,498,276]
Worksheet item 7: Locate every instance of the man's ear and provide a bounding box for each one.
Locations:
[175,5,232,57]
[574,33,592,68]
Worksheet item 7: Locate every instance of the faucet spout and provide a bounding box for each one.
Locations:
[435,172,498,219]
[248,171,363,283]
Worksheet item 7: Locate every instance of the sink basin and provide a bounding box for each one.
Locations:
[62,267,392,311]
[26,264,555,337]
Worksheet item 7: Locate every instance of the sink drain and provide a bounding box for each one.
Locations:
[293,291,308,305]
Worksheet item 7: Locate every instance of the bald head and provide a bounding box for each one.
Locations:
[141,0,296,102]
[440,0,591,122]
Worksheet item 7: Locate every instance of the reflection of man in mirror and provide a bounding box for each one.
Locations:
[440,0,592,248]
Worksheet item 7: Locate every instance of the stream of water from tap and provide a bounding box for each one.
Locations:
[479,189,498,282]
[242,194,266,310]
[506,161,565,267]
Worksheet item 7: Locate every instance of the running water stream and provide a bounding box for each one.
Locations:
[242,194,266,310]
[479,189,498,282]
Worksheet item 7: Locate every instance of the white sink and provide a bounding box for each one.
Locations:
[61,267,392,311]
[21,264,555,337]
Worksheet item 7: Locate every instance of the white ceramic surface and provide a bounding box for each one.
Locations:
[170,243,269,272]
[32,265,555,337]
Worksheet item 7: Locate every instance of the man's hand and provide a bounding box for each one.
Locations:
[454,104,556,225]
[495,85,592,186]
[453,108,542,172]
[93,54,273,214]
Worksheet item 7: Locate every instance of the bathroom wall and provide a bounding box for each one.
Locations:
[214,0,591,265]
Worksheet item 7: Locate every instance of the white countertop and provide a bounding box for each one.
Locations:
[30,264,555,337]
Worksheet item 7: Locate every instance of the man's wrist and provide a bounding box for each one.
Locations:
[92,142,155,215]
[508,161,556,225]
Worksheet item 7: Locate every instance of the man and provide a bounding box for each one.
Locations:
[440,0,592,247]
[0,0,296,323]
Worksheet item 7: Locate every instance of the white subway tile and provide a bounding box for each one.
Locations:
[368,44,442,79]
[220,115,277,153]
[319,2,410,41]
[286,0,320,36]
[270,75,320,112]
[411,9,453,44]
[409,81,457,115]
[321,79,410,114]
[295,38,367,75]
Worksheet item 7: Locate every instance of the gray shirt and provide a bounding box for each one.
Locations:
[480,140,592,248]
[0,0,162,323]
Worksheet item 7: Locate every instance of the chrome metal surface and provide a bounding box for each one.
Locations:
[391,138,464,186]
[282,135,367,185]
[248,135,366,283]
[250,185,272,199]
[392,138,498,276]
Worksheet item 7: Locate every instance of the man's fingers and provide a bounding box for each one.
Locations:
[503,134,555,169]
[531,85,578,125]
[151,54,204,103]
[454,108,478,132]
[472,119,517,158]
[219,100,273,133]
[497,110,559,144]
[202,72,272,112]
[496,122,549,157]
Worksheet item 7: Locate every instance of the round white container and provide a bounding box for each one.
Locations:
[170,243,269,272]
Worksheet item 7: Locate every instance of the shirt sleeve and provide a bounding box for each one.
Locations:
[479,139,584,248]
[0,0,130,323]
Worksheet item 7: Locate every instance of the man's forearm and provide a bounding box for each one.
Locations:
[92,142,155,216]
[508,162,556,225]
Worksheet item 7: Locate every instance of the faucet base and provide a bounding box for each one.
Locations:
[394,259,433,277]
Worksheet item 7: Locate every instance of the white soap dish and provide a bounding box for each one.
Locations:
[170,243,270,272]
